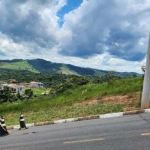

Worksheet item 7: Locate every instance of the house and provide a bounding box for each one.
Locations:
[29,81,44,88]
[9,79,19,84]
[0,84,24,95]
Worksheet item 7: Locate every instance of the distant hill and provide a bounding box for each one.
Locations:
[0,58,141,77]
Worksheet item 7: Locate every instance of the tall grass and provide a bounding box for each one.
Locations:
[0,76,143,125]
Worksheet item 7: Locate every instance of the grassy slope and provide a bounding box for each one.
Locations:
[59,65,79,75]
[0,77,143,126]
[25,87,47,95]
[0,59,140,77]
[0,60,39,73]
[94,70,106,77]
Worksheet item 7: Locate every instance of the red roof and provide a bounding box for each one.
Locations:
[30,81,37,84]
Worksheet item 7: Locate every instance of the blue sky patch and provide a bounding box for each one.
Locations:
[57,0,83,27]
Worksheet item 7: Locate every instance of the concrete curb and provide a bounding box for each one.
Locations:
[7,108,150,129]
[100,112,123,119]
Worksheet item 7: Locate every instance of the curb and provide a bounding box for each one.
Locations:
[7,108,150,130]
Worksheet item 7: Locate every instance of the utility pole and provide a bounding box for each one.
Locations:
[141,34,150,109]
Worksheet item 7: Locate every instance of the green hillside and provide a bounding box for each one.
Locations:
[94,69,107,77]
[0,58,141,77]
[27,59,62,73]
[0,59,143,126]
[0,76,143,126]
[0,60,39,73]
[60,65,79,75]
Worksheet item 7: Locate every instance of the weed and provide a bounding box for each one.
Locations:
[0,76,143,125]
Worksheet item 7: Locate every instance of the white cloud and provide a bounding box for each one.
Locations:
[0,0,149,73]
[59,0,150,61]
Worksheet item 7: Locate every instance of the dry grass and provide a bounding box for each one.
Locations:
[74,92,141,111]
[3,92,141,126]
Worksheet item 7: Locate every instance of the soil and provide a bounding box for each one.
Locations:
[74,92,141,111]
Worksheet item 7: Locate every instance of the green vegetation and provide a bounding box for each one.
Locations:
[0,76,143,126]
[60,65,79,75]
[30,88,47,95]
[0,60,39,73]
[27,59,62,73]
[0,58,140,77]
[0,71,92,88]
[0,86,18,103]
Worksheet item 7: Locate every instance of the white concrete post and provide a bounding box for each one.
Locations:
[141,34,150,109]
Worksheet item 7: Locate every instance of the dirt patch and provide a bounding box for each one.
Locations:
[102,94,138,105]
[74,99,98,106]
[74,92,141,111]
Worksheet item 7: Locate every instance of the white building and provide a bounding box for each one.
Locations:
[29,81,44,88]
[0,84,24,95]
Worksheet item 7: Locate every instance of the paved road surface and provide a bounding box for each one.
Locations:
[1,113,150,150]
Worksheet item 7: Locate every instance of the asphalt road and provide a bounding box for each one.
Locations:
[1,113,150,150]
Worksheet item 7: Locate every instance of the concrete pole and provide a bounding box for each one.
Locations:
[141,34,150,109]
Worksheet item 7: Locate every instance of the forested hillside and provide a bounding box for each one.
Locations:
[0,70,121,88]
[0,58,141,77]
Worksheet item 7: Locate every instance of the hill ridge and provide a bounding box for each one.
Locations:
[0,58,141,77]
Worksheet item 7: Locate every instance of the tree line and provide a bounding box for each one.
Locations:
[0,70,133,103]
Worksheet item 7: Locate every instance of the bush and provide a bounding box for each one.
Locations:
[24,89,33,98]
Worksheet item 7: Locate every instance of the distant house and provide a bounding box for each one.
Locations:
[0,81,6,85]
[9,79,19,84]
[0,84,24,95]
[29,81,44,88]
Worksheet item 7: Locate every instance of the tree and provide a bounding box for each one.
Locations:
[0,86,17,103]
[107,70,117,86]
[25,89,33,98]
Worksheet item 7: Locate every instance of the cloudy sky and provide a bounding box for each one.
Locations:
[0,0,149,73]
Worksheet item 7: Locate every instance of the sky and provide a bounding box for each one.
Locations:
[0,0,149,73]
